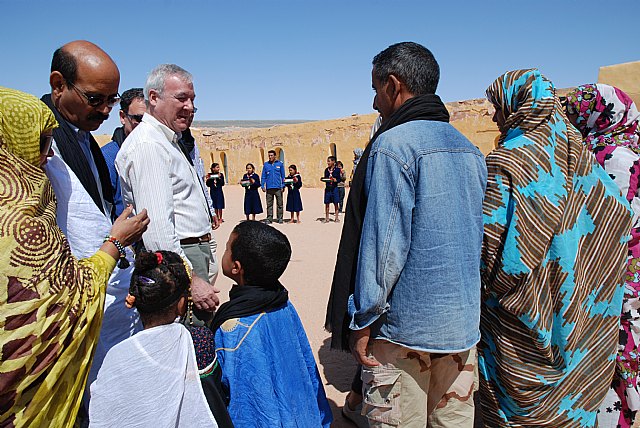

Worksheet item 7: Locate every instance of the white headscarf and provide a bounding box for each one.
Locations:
[89,323,218,428]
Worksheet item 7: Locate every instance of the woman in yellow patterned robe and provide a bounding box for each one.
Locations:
[0,86,147,427]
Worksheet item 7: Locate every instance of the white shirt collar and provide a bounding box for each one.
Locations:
[141,113,180,144]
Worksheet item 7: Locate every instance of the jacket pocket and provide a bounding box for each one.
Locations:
[362,366,402,425]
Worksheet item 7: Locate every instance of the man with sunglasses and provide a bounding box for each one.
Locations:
[102,88,146,217]
[40,40,147,421]
[41,40,120,220]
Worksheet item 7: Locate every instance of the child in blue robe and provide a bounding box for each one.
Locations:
[285,164,303,223]
[206,163,225,222]
[241,163,263,221]
[212,221,332,428]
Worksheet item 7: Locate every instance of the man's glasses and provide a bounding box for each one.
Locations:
[67,80,120,108]
[126,113,144,123]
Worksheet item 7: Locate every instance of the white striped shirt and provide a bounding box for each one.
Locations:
[116,113,212,264]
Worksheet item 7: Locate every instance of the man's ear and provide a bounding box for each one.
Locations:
[387,74,402,98]
[148,89,159,108]
[50,71,65,100]
[119,109,126,125]
[232,260,242,276]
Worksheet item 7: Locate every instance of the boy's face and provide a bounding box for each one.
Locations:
[327,158,335,168]
[221,233,241,282]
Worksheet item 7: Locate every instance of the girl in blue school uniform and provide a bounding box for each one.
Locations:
[242,163,263,221]
[285,164,303,224]
[206,163,225,222]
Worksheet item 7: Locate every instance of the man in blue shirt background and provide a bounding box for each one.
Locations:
[261,149,285,224]
[101,88,145,217]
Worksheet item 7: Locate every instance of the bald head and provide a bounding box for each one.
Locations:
[49,40,120,131]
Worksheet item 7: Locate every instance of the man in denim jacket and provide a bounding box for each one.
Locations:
[347,42,487,427]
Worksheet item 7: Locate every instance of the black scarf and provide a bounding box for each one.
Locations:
[178,128,195,165]
[41,94,115,220]
[324,94,450,351]
[210,282,289,333]
[111,126,126,147]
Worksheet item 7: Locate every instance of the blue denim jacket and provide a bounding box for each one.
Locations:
[261,160,286,190]
[348,120,487,353]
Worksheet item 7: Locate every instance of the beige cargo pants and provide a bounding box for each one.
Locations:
[361,340,478,428]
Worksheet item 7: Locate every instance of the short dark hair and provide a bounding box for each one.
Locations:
[327,156,336,162]
[211,162,219,168]
[231,221,291,284]
[51,46,78,85]
[372,42,440,95]
[268,150,276,156]
[129,251,189,323]
[120,88,144,114]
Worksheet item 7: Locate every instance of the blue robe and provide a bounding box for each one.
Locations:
[242,173,263,215]
[285,173,303,213]
[215,302,332,428]
[206,173,225,209]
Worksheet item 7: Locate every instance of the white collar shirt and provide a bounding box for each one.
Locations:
[51,122,111,217]
[115,113,212,263]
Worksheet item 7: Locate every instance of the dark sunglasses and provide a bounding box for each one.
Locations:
[40,134,53,154]
[126,113,144,123]
[67,80,120,108]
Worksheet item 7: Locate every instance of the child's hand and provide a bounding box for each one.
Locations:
[293,176,298,183]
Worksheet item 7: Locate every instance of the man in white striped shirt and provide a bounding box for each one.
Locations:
[116,64,219,323]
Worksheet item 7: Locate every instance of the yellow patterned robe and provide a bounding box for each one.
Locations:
[0,87,116,427]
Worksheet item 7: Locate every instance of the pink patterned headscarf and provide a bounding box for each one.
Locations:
[565,83,640,151]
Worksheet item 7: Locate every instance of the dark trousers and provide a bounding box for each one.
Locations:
[338,187,346,212]
[265,188,283,221]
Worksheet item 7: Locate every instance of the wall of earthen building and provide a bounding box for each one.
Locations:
[194,100,500,188]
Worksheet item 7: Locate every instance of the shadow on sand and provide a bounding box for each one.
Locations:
[318,337,360,427]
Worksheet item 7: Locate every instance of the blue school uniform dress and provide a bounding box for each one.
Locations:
[323,167,341,204]
[242,173,263,215]
[206,173,225,209]
[285,173,303,213]
[214,302,332,428]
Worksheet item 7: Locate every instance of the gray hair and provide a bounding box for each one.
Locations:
[144,64,193,100]
[372,42,439,95]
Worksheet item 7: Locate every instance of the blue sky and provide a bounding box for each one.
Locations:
[1,0,639,134]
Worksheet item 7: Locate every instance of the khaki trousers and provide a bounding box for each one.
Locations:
[362,340,478,428]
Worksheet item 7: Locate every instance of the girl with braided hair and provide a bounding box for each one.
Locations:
[89,251,232,427]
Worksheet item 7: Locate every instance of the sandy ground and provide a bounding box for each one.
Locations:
[212,185,357,427]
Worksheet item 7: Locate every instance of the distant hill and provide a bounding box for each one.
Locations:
[193,119,316,129]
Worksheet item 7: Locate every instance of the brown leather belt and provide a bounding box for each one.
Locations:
[180,233,211,245]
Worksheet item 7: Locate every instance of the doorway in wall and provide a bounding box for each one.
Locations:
[329,142,337,161]
[220,152,229,183]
